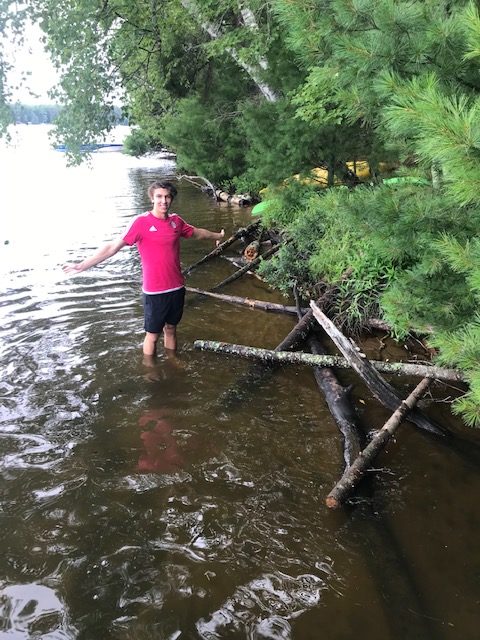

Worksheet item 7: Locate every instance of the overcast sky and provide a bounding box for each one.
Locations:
[5,22,59,104]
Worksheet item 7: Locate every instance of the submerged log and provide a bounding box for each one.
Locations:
[306,334,363,468]
[218,303,316,407]
[326,378,431,508]
[192,341,465,383]
[182,220,261,276]
[211,240,287,291]
[186,288,309,315]
[291,284,363,468]
[310,301,450,437]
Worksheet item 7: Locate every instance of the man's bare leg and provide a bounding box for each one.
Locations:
[163,324,177,352]
[143,331,160,356]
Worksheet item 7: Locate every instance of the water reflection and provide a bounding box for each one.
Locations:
[136,409,184,474]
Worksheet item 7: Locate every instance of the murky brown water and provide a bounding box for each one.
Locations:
[1,126,479,639]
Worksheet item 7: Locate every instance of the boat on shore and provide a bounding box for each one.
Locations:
[54,142,124,152]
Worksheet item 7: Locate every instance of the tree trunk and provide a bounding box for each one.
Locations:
[192,340,465,382]
[326,378,431,508]
[309,301,450,437]
[180,0,278,102]
[211,240,286,291]
[187,287,390,330]
[290,284,363,468]
[182,220,261,276]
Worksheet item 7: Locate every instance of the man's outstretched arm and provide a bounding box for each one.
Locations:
[192,228,225,242]
[63,238,127,274]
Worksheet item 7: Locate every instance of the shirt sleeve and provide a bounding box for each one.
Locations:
[122,217,141,245]
[177,216,195,239]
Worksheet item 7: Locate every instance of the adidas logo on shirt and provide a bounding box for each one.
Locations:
[149,225,157,232]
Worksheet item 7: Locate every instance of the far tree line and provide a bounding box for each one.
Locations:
[9,103,128,126]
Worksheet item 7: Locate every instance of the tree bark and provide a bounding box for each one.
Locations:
[182,220,261,276]
[211,240,287,291]
[309,301,450,437]
[326,378,431,508]
[192,340,466,382]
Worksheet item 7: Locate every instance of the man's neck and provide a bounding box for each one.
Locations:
[151,209,169,220]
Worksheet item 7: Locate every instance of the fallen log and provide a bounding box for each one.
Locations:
[186,288,309,316]
[211,240,288,291]
[215,189,252,206]
[192,340,466,383]
[182,220,261,276]
[291,284,363,468]
[326,378,431,508]
[178,174,216,196]
[186,287,388,332]
[309,301,450,437]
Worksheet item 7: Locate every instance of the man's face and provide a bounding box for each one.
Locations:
[152,188,173,215]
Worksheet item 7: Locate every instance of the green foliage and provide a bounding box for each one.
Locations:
[257,183,397,331]
[123,128,155,157]
[160,95,248,185]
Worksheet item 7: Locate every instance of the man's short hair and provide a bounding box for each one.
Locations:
[148,180,178,200]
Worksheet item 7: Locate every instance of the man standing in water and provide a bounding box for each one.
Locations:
[63,180,224,355]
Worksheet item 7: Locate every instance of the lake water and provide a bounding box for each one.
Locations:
[0,125,479,640]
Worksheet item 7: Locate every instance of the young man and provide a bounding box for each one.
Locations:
[63,180,224,355]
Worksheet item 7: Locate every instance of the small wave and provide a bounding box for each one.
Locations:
[195,571,326,640]
[0,583,77,638]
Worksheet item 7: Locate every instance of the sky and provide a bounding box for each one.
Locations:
[5,22,59,104]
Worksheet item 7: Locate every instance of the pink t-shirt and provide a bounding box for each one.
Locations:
[123,212,195,294]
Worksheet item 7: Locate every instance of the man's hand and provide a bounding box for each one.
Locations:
[215,229,225,247]
[62,263,84,274]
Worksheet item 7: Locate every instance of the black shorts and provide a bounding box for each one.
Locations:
[143,288,186,334]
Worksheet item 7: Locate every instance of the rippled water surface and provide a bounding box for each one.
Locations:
[1,126,479,639]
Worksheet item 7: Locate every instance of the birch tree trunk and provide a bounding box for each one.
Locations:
[192,340,465,382]
[180,0,278,102]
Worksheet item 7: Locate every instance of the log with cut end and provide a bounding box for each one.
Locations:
[309,301,450,437]
[244,240,260,261]
[215,189,252,206]
[326,378,431,508]
[211,240,288,291]
[192,340,465,382]
[182,220,261,276]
